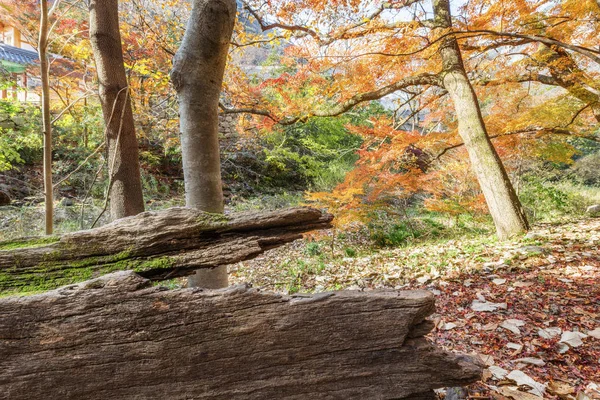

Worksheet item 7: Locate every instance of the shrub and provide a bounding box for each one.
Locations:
[519,175,586,221]
[305,242,322,256]
[569,152,600,187]
[369,221,418,247]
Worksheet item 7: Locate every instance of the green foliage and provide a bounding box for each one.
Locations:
[365,206,494,247]
[0,101,42,171]
[268,116,364,190]
[344,247,357,257]
[519,175,586,221]
[369,220,418,247]
[0,66,14,90]
[52,103,106,193]
[305,242,322,256]
[279,258,326,294]
[223,107,385,197]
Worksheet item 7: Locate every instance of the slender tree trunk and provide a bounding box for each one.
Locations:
[433,0,529,239]
[171,0,236,288]
[89,0,145,220]
[38,0,53,235]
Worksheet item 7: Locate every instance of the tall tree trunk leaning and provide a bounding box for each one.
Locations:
[433,0,529,239]
[89,0,145,220]
[38,0,53,235]
[171,0,237,288]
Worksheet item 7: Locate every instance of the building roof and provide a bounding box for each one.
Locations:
[0,43,38,66]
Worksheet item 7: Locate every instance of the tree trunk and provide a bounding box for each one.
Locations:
[38,0,53,235]
[89,0,145,220]
[0,207,332,296]
[0,271,483,400]
[171,0,237,288]
[433,0,529,239]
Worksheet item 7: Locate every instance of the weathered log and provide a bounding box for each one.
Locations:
[0,271,483,399]
[0,207,332,295]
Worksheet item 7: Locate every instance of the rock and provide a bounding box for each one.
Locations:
[516,245,549,255]
[0,191,10,206]
[0,121,14,130]
[11,116,26,126]
[445,387,469,400]
[60,197,75,207]
[524,232,543,240]
[586,204,600,216]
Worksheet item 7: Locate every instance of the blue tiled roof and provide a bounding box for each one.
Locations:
[0,43,38,65]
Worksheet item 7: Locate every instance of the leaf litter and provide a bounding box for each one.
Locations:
[231,218,600,398]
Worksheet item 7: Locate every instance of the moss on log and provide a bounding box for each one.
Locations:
[0,207,332,296]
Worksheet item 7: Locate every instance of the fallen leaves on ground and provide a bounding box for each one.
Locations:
[230,218,600,399]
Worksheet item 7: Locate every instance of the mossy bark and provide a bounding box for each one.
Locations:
[0,207,332,296]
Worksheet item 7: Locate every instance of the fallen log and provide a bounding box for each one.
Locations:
[0,271,483,399]
[0,207,332,295]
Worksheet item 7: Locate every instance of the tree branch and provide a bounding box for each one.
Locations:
[455,29,600,65]
[221,73,442,125]
[434,127,600,161]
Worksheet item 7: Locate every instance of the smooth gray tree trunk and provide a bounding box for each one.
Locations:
[171,0,236,288]
[89,0,145,220]
[433,0,529,239]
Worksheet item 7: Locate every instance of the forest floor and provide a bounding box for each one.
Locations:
[231,218,600,400]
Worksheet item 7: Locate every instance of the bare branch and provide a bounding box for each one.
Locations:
[53,141,106,189]
[51,91,94,124]
[307,73,443,121]
[241,0,424,46]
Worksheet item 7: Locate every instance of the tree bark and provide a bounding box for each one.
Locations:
[433,0,529,239]
[89,0,145,220]
[171,0,237,288]
[0,271,483,400]
[38,0,53,235]
[0,207,332,295]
